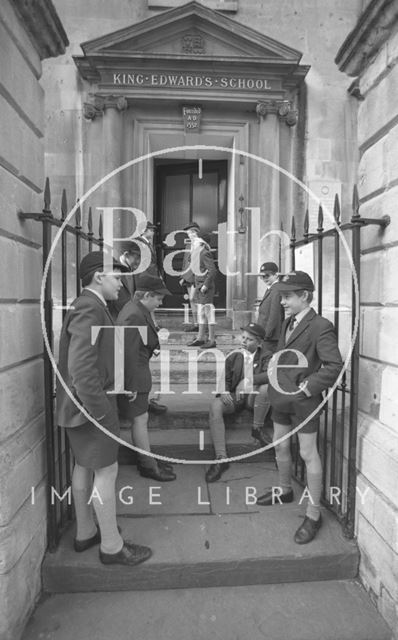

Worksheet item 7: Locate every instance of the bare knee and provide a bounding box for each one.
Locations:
[209,397,223,417]
[94,461,118,482]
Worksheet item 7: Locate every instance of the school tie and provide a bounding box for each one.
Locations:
[285,315,297,340]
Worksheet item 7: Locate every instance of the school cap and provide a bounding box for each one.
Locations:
[79,251,124,281]
[183,222,201,231]
[259,262,279,274]
[275,271,315,291]
[118,240,141,255]
[135,274,170,296]
[240,322,266,340]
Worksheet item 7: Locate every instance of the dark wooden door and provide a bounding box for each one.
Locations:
[155,160,227,309]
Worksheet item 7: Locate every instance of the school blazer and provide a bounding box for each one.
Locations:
[268,308,343,407]
[257,285,284,344]
[191,245,217,289]
[225,346,273,393]
[116,299,160,393]
[108,272,136,321]
[56,289,119,430]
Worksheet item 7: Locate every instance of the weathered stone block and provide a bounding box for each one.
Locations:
[0,238,42,300]
[379,585,398,639]
[358,123,398,200]
[357,512,398,602]
[359,40,388,96]
[0,413,46,526]
[0,359,44,443]
[0,483,46,574]
[0,304,42,369]
[361,306,398,365]
[0,0,41,77]
[0,166,43,247]
[358,59,398,148]
[358,357,383,419]
[356,474,398,551]
[380,366,398,429]
[357,412,398,506]
[359,185,398,251]
[0,20,44,136]
[0,523,46,640]
[361,247,398,305]
[0,94,43,192]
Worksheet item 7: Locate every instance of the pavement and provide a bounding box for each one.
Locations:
[21,463,391,640]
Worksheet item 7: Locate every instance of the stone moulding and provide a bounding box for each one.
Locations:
[335,0,398,76]
[12,0,69,60]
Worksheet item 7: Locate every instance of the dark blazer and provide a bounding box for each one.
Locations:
[135,236,161,278]
[56,289,119,430]
[192,244,217,290]
[225,346,273,393]
[108,272,136,321]
[257,284,284,348]
[116,299,160,393]
[268,307,343,412]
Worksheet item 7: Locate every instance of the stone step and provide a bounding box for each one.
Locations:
[118,426,275,464]
[42,464,360,595]
[23,580,391,640]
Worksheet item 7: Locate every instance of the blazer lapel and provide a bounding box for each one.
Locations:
[285,308,316,346]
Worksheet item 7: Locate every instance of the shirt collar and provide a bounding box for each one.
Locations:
[85,287,107,307]
[293,306,312,325]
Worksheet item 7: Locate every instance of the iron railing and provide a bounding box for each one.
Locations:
[288,186,389,537]
[19,179,389,548]
[19,178,103,551]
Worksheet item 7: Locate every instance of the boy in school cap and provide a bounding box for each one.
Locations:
[257,262,284,353]
[257,271,343,545]
[56,251,152,565]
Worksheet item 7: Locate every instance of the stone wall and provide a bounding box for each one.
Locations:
[0,2,67,638]
[336,1,398,635]
[43,0,362,228]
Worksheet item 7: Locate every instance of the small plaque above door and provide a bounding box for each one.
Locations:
[182,105,202,132]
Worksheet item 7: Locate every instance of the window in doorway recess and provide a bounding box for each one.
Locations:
[147,0,238,13]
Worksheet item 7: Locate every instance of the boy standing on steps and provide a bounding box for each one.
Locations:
[256,271,343,545]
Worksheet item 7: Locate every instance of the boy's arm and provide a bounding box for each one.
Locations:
[264,292,283,341]
[302,323,343,396]
[67,306,118,430]
[202,250,217,289]
[253,350,272,385]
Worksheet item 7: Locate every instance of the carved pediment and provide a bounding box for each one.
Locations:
[76,1,302,63]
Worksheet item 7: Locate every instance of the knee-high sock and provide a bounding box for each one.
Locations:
[209,410,227,458]
[131,414,155,468]
[305,472,322,521]
[252,386,270,430]
[71,464,96,541]
[275,452,292,493]
[92,463,123,554]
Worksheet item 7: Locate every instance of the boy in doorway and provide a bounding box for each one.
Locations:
[257,271,343,545]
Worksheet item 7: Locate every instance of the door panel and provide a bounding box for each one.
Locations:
[155,161,227,309]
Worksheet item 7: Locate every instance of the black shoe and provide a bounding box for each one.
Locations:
[183,324,199,332]
[205,460,230,483]
[294,514,322,544]
[148,399,167,414]
[158,460,174,472]
[200,340,217,349]
[74,525,122,552]
[138,464,176,482]
[187,338,205,347]
[256,488,294,506]
[251,427,273,447]
[100,542,152,566]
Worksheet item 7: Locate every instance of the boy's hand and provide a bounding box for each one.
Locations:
[220,393,235,409]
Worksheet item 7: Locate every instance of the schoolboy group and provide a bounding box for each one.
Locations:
[57,221,343,567]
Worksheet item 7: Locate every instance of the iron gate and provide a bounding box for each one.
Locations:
[19,181,389,549]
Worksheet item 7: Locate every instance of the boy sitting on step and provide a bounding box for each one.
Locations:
[205,323,273,483]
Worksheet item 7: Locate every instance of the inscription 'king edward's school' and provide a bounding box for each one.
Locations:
[112,72,274,91]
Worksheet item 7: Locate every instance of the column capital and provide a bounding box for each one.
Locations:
[83,94,128,120]
[256,100,298,126]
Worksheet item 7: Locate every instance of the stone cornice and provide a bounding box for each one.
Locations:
[335,0,398,76]
[12,0,69,60]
